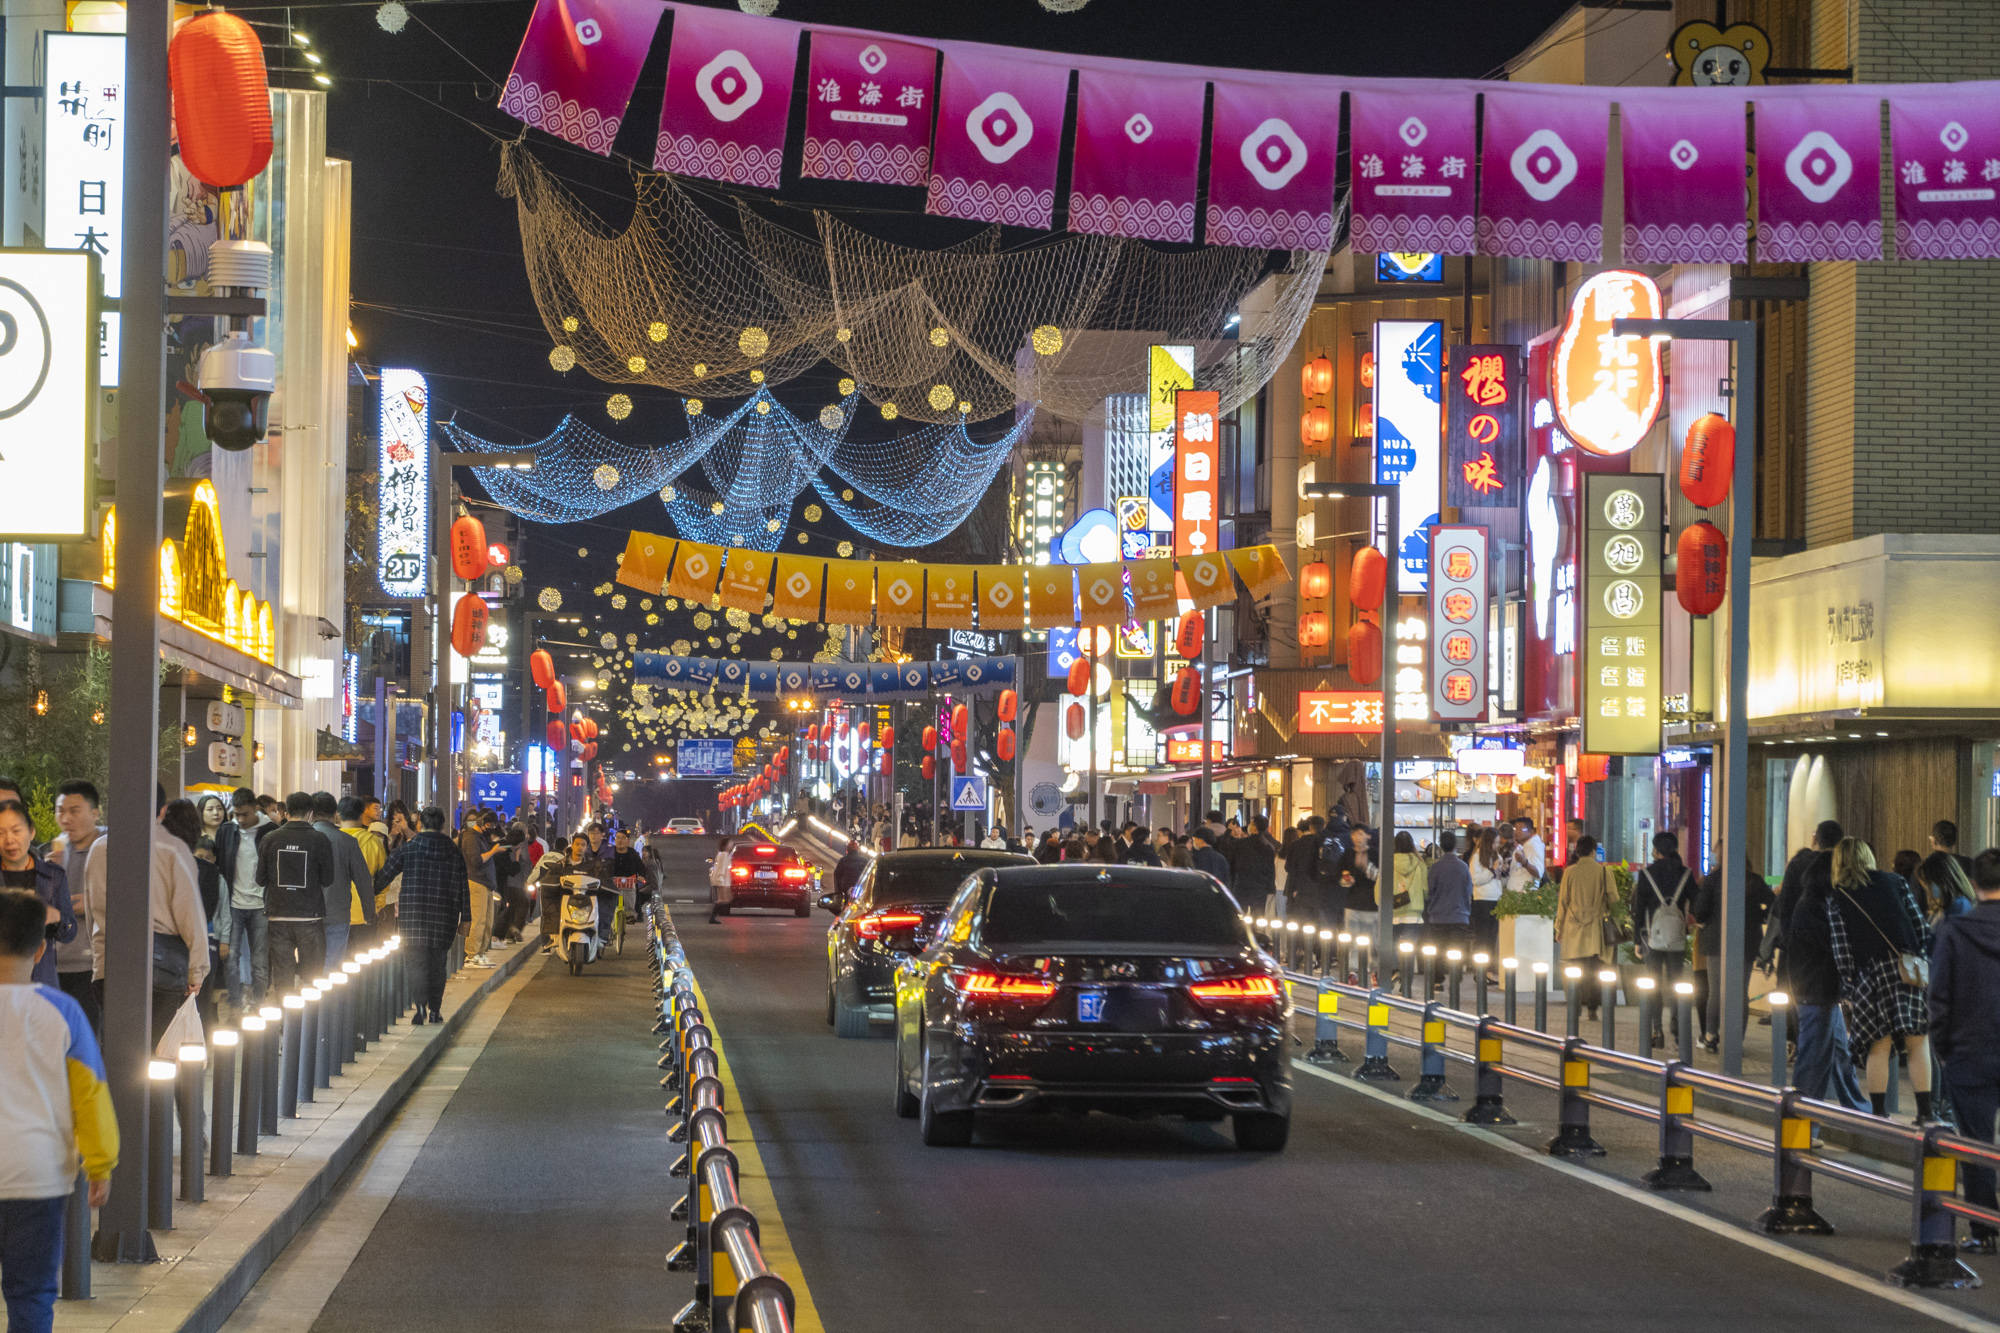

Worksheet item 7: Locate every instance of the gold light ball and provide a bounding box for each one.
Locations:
[928,326,949,347]
[754,400,772,415]
[958,400,972,414]
[627,354,647,374]
[711,501,725,515]
[659,485,677,502]
[611,593,627,610]
[606,394,633,420]
[819,405,843,429]
[797,533,809,544]
[685,400,703,416]
[804,504,823,522]
[593,464,620,490]
[881,402,899,420]
[647,321,670,343]
[750,370,766,384]
[837,377,856,395]
[837,541,854,557]
[600,632,617,648]
[549,345,576,372]
[738,326,770,358]
[504,565,523,584]
[1031,324,1063,355]
[928,383,954,411]
[538,587,562,611]
[562,315,579,333]
[766,518,781,532]
[841,488,855,501]
[693,363,707,378]
[577,547,588,556]
[835,327,853,343]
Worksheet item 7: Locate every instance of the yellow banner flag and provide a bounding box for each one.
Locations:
[771,555,824,621]
[716,548,774,613]
[1024,564,1074,629]
[665,540,724,603]
[926,564,977,629]
[1127,555,1179,623]
[1179,550,1235,609]
[876,564,924,629]
[616,531,676,594]
[1228,545,1291,601]
[979,565,1024,630]
[821,559,874,624]
[1076,561,1126,628]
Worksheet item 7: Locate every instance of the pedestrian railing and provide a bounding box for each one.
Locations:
[1248,911,1998,1292]
[648,903,797,1333]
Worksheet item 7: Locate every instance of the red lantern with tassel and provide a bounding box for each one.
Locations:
[449,515,489,581]
[1676,521,1728,617]
[1299,561,1332,601]
[996,726,1016,761]
[920,755,936,780]
[1175,610,1205,662]
[1347,619,1383,685]
[1065,702,1086,741]
[1680,414,1735,510]
[1350,546,1387,612]
[1169,666,1201,716]
[546,720,567,750]
[857,723,871,747]
[806,723,819,744]
[1299,611,1331,649]
[546,680,567,712]
[450,594,487,658]
[951,740,968,771]
[996,688,1018,723]
[951,703,969,735]
[168,12,273,188]
[1301,355,1333,398]
[529,649,555,690]
[777,744,790,764]
[880,725,895,750]
[922,725,937,752]
[879,751,891,775]
[1067,658,1090,696]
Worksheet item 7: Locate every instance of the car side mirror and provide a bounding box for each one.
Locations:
[818,892,838,913]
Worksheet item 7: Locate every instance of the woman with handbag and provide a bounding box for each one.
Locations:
[1828,837,1935,1121]
[1391,831,1428,953]
[1554,835,1617,1022]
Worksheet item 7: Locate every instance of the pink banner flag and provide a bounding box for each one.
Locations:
[1754,91,1882,262]
[801,32,938,188]
[1068,68,1206,243]
[1889,85,2000,260]
[1477,87,1609,262]
[926,48,1070,229]
[1347,89,1476,254]
[1619,90,1747,264]
[654,5,800,189]
[499,0,665,155]
[1205,78,1341,251]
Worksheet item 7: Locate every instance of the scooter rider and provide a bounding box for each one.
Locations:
[532,836,579,955]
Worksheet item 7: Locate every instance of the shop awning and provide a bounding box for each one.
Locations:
[59,580,303,708]
[1135,761,1268,794]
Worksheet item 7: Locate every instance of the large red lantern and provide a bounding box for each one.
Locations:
[880,751,892,775]
[996,726,1016,761]
[1300,561,1332,601]
[921,755,936,780]
[1301,355,1333,398]
[880,725,895,750]
[1067,658,1090,696]
[806,723,819,744]
[450,515,490,581]
[546,720,568,750]
[168,12,273,188]
[1579,754,1611,784]
[1169,666,1202,716]
[1680,413,1735,510]
[1347,619,1383,685]
[450,594,487,658]
[1676,521,1729,617]
[777,745,790,764]
[1299,611,1331,649]
[857,723,871,747]
[1350,546,1387,612]
[577,717,598,742]
[922,725,937,752]
[951,740,968,771]
[1065,702,1086,741]
[1300,406,1332,450]
[529,649,555,690]
[951,703,969,735]
[996,688,1018,723]
[546,680,566,712]
[1175,610,1205,662]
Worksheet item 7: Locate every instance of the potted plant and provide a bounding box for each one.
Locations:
[1493,877,1557,975]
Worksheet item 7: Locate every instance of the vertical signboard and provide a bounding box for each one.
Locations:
[1147,345,1194,535]
[1171,389,1221,559]
[1429,525,1488,722]
[1582,473,1662,755]
[44,32,123,388]
[1446,345,1522,509]
[377,369,431,599]
[0,252,94,539]
[1372,319,1443,592]
[1553,270,1664,459]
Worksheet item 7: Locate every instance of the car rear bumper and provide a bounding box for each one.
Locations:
[725,885,808,910]
[834,949,905,1007]
[929,1024,1291,1118]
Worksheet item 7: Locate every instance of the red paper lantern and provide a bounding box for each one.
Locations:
[1170,665,1202,716]
[777,745,790,764]
[1175,610,1205,662]
[951,703,969,735]
[879,751,892,775]
[1065,702,1086,741]
[582,742,597,762]
[921,755,936,780]
[951,740,968,771]
[450,515,490,581]
[1676,521,1729,617]
[996,688,1018,723]
[857,723,871,747]
[1299,611,1331,649]
[1355,403,1375,439]
[577,717,598,742]
[880,725,895,750]
[450,594,487,658]
[1300,406,1332,449]
[546,680,567,712]
[1067,658,1091,696]
[529,649,555,690]
[1300,561,1332,601]
[1358,352,1375,389]
[1350,546,1387,612]
[1347,619,1383,685]
[922,725,937,752]
[168,12,273,188]
[835,715,848,735]
[996,726,1016,761]
[806,723,819,743]
[1680,413,1735,510]
[1301,355,1333,398]
[546,720,568,750]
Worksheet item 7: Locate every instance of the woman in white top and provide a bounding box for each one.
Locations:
[1469,826,1504,964]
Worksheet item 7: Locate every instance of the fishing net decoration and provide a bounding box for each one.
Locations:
[500,142,1328,426]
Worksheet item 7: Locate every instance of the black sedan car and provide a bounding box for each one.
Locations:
[825,847,1033,1038]
[892,864,1291,1151]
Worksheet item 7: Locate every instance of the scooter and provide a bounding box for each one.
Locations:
[557,873,604,976]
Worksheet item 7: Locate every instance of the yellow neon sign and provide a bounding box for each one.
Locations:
[101,481,277,666]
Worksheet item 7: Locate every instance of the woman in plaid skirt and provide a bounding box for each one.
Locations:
[1828,838,1935,1121]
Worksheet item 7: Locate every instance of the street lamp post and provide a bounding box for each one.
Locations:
[1613,316,1757,1078]
[1301,480,1400,978]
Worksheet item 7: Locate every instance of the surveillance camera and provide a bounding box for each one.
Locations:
[198,331,276,451]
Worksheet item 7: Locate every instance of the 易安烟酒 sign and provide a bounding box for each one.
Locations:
[1428,525,1488,723]
[1582,473,1662,755]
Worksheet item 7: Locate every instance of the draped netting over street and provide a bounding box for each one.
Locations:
[499,142,1328,425]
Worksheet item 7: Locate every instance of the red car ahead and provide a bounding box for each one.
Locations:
[716,842,816,918]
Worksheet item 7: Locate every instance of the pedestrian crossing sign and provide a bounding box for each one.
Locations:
[949,776,987,811]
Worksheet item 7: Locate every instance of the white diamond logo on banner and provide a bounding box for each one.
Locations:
[1399,116,1428,148]
[988,580,1015,607]
[967,91,1034,164]
[1242,117,1308,190]
[1942,120,1971,153]
[1785,130,1852,203]
[574,18,602,45]
[857,43,888,75]
[1670,138,1700,170]
[1510,128,1578,202]
[1124,112,1154,144]
[695,50,763,123]
[786,572,810,599]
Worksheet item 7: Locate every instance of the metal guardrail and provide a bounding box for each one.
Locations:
[1247,910,2000,1292]
[648,903,798,1333]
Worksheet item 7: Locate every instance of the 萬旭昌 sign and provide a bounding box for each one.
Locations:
[1582,473,1662,755]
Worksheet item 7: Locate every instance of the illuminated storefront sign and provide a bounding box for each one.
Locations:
[377,368,431,598]
[1172,389,1221,559]
[1582,473,1662,755]
[1372,319,1443,592]
[1394,614,1428,721]
[44,32,122,388]
[1376,251,1442,283]
[1297,690,1385,734]
[1018,459,1066,563]
[1147,344,1193,532]
[1165,737,1227,764]
[1429,525,1488,722]
[1446,344,1522,509]
[101,482,276,665]
[1553,271,1663,458]
[0,251,94,538]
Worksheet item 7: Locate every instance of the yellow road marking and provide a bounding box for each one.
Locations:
[683,969,828,1333]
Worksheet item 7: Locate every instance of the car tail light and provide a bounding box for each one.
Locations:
[781,866,808,882]
[857,910,924,939]
[960,971,1058,1002]
[1187,976,1283,1006]
[754,845,777,854]
[730,866,749,881]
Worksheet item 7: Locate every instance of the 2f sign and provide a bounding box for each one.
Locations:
[0,251,95,539]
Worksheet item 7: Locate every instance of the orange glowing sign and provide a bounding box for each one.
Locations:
[1166,738,1228,764]
[1552,270,1663,458]
[1297,690,1385,734]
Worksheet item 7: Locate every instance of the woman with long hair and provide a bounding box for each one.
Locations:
[1391,830,1428,952]
[1915,851,1976,923]
[1469,825,1504,960]
[386,800,415,850]
[1829,838,1935,1121]
[1554,835,1615,1021]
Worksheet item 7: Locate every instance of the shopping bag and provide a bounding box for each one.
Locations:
[154,992,204,1060]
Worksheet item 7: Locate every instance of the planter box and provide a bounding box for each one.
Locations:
[1499,913,1556,981]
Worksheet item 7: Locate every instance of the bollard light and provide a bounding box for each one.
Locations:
[1563,965,1582,980]
[148,1060,177,1229]
[1399,940,1416,955]
[1286,920,1300,932]
[1475,952,1491,967]
[279,994,305,1118]
[1769,990,1790,1008]
[299,988,322,1104]
[1529,961,1544,974]
[1319,929,1333,941]
[1338,932,1353,944]
[1636,976,1657,991]
[1446,949,1463,963]
[330,971,354,1067]
[209,1030,238,1178]
[1597,969,1618,984]
[1255,918,1268,930]
[1673,981,1695,996]
[238,1016,266,1153]
[1421,944,1438,957]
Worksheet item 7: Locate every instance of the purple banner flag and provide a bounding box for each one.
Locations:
[1068,67,1206,243]
[1619,89,1747,264]
[653,5,800,189]
[1205,78,1341,251]
[801,31,938,188]
[1347,89,1476,254]
[1754,91,1883,262]
[926,48,1070,229]
[498,0,665,155]
[1477,87,1609,262]
[1889,85,2000,260]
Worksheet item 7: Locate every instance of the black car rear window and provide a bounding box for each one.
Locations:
[870,854,1023,907]
[980,879,1246,948]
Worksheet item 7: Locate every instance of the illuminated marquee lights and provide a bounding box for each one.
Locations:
[101,482,276,666]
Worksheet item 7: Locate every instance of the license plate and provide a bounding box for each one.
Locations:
[1077,990,1106,1023]
[755,870,776,880]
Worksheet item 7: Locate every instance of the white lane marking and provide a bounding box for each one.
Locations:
[1293,1059,2000,1332]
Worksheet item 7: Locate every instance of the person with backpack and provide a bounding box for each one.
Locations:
[1632,831,1696,1050]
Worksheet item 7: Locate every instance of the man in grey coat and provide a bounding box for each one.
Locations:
[312,791,373,966]
[1423,829,1474,955]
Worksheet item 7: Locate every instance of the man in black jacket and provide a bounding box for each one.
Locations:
[1188,827,1230,885]
[1282,816,1328,926]
[259,792,334,994]
[832,840,869,902]
[1123,825,1162,867]
[1932,849,2000,1251]
[1781,850,1868,1111]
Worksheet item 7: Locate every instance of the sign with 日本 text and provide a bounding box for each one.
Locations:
[44,32,122,388]
[1172,390,1220,559]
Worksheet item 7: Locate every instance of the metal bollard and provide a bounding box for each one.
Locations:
[1285,920,1301,970]
[1356,936,1373,989]
[329,971,353,1069]
[238,1015,265,1154]
[1472,952,1490,1016]
[1353,988,1400,1083]
[1316,929,1335,977]
[1768,992,1791,1088]
[294,990,318,1107]
[1889,1128,1981,1289]
[262,1004,286,1130]
[1546,1038,1604,1159]
[1408,1001,1458,1104]
[1635,976,1658,1057]
[1643,1064,1712,1191]
[1462,1016,1516,1125]
[1675,981,1697,1066]
[1306,977,1347,1065]
[60,1171,90,1299]
[1532,961,1548,1032]
[1420,944,1439,1004]
[344,961,367,1055]
[1446,949,1464,1011]
[147,1060,176,1229]
[1563,966,1583,1038]
[313,976,336,1087]
[1338,933,1355,985]
[1598,968,1620,1050]
[1500,957,1516,1025]
[1397,940,1415,998]
[1756,1089,1833,1234]
[209,1029,238,1178]
[176,1043,206,1203]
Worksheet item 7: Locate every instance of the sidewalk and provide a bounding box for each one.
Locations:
[56,935,540,1333]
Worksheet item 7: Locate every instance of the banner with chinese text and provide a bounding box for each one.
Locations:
[801,31,937,187]
[1582,473,1662,755]
[1445,345,1522,509]
[1428,525,1488,723]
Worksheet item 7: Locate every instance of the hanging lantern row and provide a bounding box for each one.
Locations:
[1169,665,1201,716]
[1348,619,1383,685]
[530,649,555,690]
[1065,702,1086,741]
[997,688,1018,722]
[1680,413,1734,510]
[1299,611,1331,649]
[1174,610,1204,662]
[450,594,487,658]
[996,726,1016,761]
[1350,546,1387,613]
[450,514,490,581]
[1676,520,1728,617]
[1300,406,1331,449]
[1299,560,1332,601]
[1067,657,1090,696]
[547,679,567,711]
[1301,354,1333,399]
